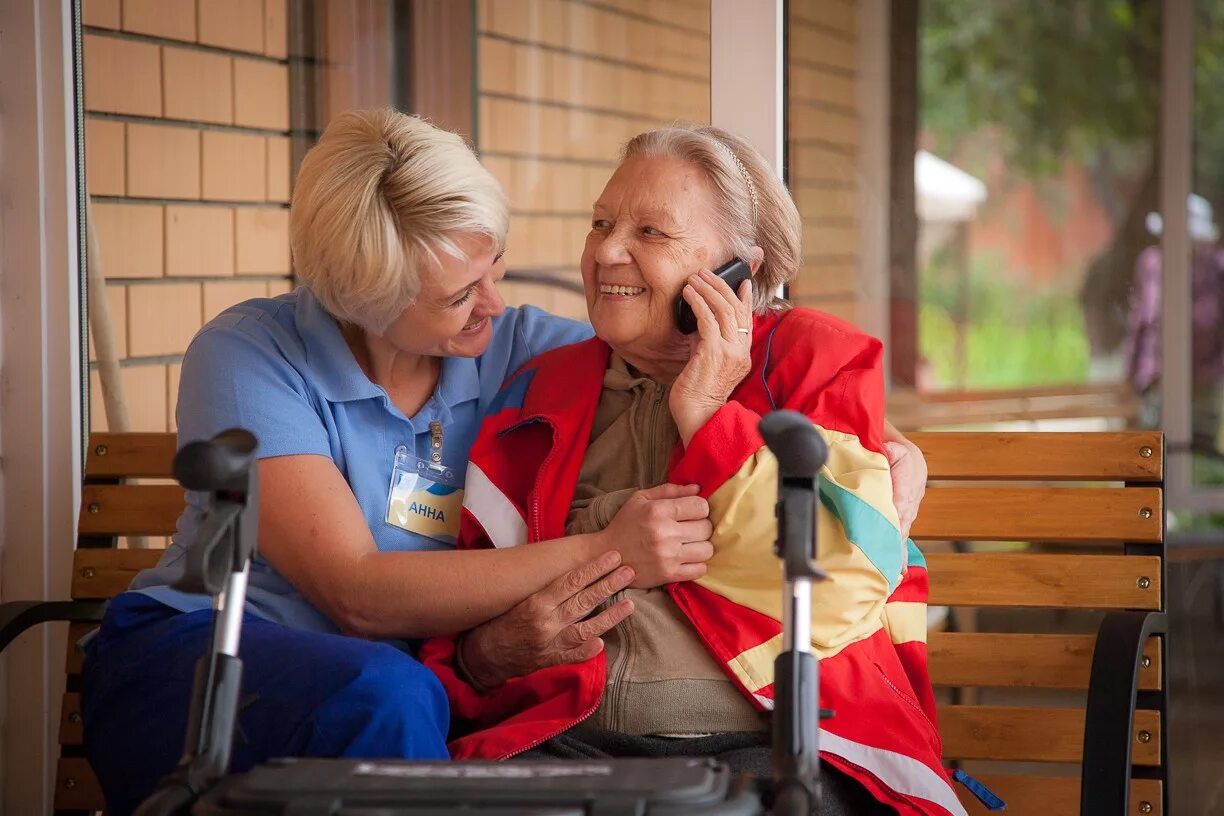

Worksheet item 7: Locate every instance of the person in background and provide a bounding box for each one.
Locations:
[1125,194,1224,455]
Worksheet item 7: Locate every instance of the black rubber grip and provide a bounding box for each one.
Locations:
[174,428,258,491]
[759,410,828,478]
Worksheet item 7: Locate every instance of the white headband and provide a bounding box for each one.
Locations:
[717,141,758,221]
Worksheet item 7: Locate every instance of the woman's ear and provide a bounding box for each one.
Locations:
[747,245,765,277]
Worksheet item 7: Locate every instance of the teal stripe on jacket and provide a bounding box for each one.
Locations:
[819,479,906,593]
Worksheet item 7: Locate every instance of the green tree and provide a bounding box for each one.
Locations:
[920,0,1224,356]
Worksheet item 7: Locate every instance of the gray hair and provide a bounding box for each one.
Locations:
[622,125,801,312]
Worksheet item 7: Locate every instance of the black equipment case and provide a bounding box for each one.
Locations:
[194,757,761,815]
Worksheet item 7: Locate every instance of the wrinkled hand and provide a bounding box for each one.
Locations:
[460,551,636,689]
[884,439,927,542]
[670,269,754,446]
[596,483,714,588]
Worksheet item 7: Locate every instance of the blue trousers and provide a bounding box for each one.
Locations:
[82,592,450,816]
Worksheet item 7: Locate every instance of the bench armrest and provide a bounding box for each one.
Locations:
[1081,609,1167,816]
[0,600,107,656]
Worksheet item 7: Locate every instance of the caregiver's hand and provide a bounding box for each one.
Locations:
[671,268,755,447]
[459,551,636,689]
[883,423,928,543]
[596,483,714,588]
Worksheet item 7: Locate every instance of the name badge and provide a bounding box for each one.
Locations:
[386,445,464,546]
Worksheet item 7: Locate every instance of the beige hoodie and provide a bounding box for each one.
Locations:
[565,356,767,736]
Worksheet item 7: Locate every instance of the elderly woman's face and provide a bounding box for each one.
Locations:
[582,156,728,362]
[380,233,507,358]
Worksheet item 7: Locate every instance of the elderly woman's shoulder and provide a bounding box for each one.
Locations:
[774,305,882,351]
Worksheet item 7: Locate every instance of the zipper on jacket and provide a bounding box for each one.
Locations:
[497,689,605,760]
[602,589,633,731]
[501,418,599,760]
[875,662,943,755]
[527,420,560,541]
[645,382,667,483]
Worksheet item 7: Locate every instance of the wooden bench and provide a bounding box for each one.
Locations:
[0,430,1168,816]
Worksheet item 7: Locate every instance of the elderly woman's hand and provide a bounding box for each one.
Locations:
[595,483,715,588]
[670,269,755,446]
[458,551,636,689]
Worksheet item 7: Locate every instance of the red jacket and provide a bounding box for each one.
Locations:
[420,309,967,816]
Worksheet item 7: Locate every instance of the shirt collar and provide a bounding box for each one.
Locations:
[296,289,383,403]
[296,288,481,414]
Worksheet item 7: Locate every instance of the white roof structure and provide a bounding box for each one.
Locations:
[915,149,987,224]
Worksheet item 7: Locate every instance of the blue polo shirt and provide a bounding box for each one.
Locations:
[129,288,592,633]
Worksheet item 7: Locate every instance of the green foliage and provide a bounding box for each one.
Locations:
[921,0,1224,205]
[921,0,1162,175]
[918,253,1090,388]
[1193,0,1224,207]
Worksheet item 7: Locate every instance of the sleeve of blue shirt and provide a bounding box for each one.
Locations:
[176,316,333,460]
[504,305,593,373]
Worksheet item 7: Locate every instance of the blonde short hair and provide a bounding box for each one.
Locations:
[622,126,801,312]
[290,109,508,333]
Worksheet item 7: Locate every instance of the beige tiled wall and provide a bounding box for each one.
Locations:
[786,0,861,325]
[475,0,712,320]
[82,0,293,434]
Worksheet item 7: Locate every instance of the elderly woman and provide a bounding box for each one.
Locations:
[422,126,963,816]
[81,110,930,815]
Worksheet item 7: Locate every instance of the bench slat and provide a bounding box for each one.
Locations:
[73,547,162,599]
[939,705,1160,764]
[85,431,177,479]
[77,485,1165,543]
[76,549,1164,611]
[910,487,1162,543]
[65,622,98,675]
[926,553,1161,609]
[957,774,1162,816]
[79,484,183,536]
[60,692,83,745]
[55,756,105,812]
[911,432,1163,482]
[929,632,1162,690]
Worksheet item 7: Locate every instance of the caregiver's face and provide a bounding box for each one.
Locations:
[380,232,507,358]
[581,155,728,362]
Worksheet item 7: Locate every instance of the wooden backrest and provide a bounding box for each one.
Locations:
[909,431,1165,816]
[56,433,179,812]
[57,431,1166,815]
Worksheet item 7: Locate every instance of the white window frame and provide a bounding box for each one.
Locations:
[710,0,785,178]
[1159,0,1224,513]
[0,0,84,812]
[711,0,891,347]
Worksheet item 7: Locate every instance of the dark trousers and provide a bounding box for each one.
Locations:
[519,727,896,815]
[82,592,450,816]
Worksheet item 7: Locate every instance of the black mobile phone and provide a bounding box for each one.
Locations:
[674,257,752,334]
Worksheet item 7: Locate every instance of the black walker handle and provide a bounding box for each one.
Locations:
[759,410,829,816]
[136,429,259,816]
[174,428,257,492]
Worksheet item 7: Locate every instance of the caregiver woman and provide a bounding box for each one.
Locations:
[80,108,928,815]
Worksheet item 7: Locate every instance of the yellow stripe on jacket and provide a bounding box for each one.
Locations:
[696,425,906,661]
[881,601,928,645]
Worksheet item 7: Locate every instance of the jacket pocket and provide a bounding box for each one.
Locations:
[875,662,943,757]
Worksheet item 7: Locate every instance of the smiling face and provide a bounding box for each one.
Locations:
[581,155,731,370]
[378,232,507,358]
